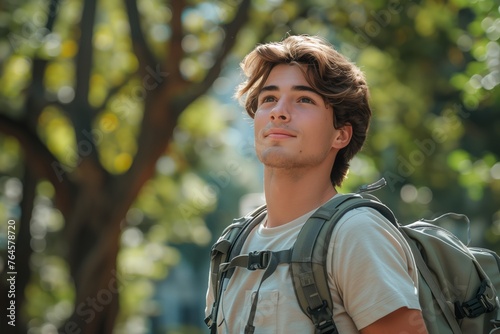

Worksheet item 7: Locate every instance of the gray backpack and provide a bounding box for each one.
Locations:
[205,179,500,334]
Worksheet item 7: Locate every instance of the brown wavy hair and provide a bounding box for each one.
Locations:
[235,34,372,187]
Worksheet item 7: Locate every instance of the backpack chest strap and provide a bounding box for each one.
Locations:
[220,249,292,273]
[217,249,292,334]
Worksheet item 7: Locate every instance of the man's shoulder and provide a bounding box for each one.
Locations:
[332,205,399,237]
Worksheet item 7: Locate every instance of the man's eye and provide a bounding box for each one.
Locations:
[298,97,314,104]
[262,96,276,103]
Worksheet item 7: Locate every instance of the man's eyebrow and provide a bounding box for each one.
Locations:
[259,85,320,95]
[259,85,278,94]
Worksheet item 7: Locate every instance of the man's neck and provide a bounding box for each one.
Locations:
[263,168,337,228]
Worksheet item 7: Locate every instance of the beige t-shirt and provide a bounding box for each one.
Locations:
[205,199,420,333]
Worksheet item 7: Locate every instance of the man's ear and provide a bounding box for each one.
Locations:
[332,123,353,149]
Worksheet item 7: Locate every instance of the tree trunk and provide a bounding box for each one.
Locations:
[59,179,125,334]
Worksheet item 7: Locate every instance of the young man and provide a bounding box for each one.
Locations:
[205,35,428,333]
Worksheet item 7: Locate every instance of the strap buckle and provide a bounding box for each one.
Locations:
[455,280,497,319]
[247,251,270,270]
[204,315,213,328]
[204,302,217,329]
[307,300,338,334]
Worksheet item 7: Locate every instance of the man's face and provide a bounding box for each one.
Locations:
[254,63,341,172]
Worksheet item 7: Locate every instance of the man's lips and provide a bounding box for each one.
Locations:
[264,128,296,138]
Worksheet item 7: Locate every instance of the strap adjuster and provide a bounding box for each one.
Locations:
[247,251,270,270]
[455,280,497,319]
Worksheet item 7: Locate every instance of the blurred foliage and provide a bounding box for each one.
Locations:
[0,0,499,333]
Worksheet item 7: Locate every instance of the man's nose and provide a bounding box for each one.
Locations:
[269,100,290,122]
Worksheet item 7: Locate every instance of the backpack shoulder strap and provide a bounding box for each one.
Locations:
[205,204,267,332]
[291,193,397,334]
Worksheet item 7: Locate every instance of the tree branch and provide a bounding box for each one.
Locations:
[0,113,75,217]
[46,0,61,31]
[25,0,62,126]
[167,0,187,86]
[116,0,181,210]
[69,0,107,182]
[124,0,158,71]
[74,0,96,109]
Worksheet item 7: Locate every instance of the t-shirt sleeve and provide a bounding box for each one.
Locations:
[205,267,215,319]
[328,207,420,330]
